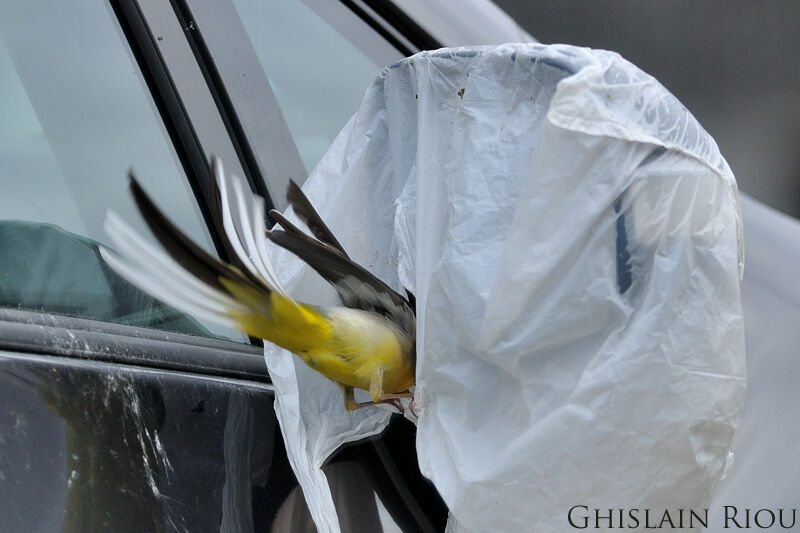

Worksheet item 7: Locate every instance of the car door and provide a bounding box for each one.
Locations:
[0,1,445,531]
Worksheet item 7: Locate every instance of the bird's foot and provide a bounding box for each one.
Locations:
[408,398,418,418]
[352,392,414,414]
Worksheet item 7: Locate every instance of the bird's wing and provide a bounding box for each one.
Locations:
[267,184,415,340]
[285,179,348,257]
[268,226,415,338]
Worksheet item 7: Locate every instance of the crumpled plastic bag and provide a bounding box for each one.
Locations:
[265,43,746,532]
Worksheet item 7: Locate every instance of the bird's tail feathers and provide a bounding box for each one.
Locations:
[101,211,246,329]
[101,159,302,339]
[212,158,288,297]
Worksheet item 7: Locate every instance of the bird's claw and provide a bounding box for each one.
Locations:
[352,391,414,414]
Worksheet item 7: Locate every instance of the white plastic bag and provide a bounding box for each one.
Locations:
[266,43,745,532]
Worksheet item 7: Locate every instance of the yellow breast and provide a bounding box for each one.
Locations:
[310,308,414,393]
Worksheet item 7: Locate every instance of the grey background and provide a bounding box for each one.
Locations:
[493,0,800,218]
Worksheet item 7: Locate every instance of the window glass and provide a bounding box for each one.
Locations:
[0,2,240,341]
[231,0,401,173]
[270,461,422,532]
[191,0,403,177]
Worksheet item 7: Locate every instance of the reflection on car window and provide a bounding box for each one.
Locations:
[0,354,284,532]
[197,0,403,176]
[271,461,408,532]
[0,2,241,341]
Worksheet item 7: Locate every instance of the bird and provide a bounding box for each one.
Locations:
[99,158,415,412]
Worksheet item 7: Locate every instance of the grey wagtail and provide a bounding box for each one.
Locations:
[101,158,415,411]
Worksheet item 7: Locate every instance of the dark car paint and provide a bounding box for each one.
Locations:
[0,351,283,532]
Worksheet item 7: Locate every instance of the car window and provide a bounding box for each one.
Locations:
[230,0,402,173]
[0,2,242,341]
[187,0,403,189]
